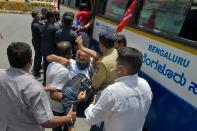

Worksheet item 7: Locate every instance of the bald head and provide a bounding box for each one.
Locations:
[55,41,72,59]
[76,50,91,70]
[76,50,90,62]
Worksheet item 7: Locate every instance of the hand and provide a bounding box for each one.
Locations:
[75,26,81,33]
[67,105,76,121]
[59,58,70,67]
[44,84,57,92]
[83,22,90,30]
[75,36,84,50]
[92,95,96,105]
[78,90,86,102]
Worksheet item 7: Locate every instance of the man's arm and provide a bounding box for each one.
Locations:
[34,23,43,37]
[41,105,76,128]
[75,36,101,61]
[44,84,63,101]
[47,54,70,66]
[91,62,106,90]
[85,89,114,125]
[23,83,76,128]
[50,91,63,101]
[50,66,70,101]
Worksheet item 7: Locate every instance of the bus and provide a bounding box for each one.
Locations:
[90,0,197,130]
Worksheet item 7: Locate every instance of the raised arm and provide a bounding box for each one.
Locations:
[47,54,70,66]
[75,36,101,61]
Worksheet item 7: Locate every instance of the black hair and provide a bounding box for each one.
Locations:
[41,8,49,15]
[62,14,73,27]
[118,47,143,75]
[31,11,39,19]
[62,12,75,20]
[55,41,72,57]
[7,42,32,68]
[79,3,88,10]
[41,8,49,20]
[46,11,55,22]
[115,33,127,47]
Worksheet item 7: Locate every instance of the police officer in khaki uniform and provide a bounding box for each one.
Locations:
[92,31,118,91]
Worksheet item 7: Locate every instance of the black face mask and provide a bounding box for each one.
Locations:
[76,61,89,70]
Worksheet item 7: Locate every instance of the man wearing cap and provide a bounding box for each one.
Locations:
[77,31,118,130]
[91,31,118,91]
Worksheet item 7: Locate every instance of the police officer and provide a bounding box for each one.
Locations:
[92,31,118,91]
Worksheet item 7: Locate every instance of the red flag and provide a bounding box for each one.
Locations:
[116,0,137,32]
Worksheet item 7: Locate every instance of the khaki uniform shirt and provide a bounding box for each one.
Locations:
[0,67,53,131]
[92,48,118,90]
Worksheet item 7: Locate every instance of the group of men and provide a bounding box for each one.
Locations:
[0,7,153,131]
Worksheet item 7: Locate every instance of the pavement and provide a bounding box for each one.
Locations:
[0,5,91,131]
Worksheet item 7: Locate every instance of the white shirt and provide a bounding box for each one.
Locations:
[68,59,93,79]
[0,67,53,131]
[46,62,70,113]
[85,74,153,131]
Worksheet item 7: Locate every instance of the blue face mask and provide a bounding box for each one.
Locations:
[76,61,89,70]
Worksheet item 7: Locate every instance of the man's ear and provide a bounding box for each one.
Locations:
[120,42,124,48]
[120,65,128,75]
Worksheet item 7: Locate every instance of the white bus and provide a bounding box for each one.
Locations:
[91,0,197,130]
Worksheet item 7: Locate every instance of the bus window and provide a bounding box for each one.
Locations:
[104,0,129,20]
[138,0,190,35]
[97,0,108,15]
[179,8,197,42]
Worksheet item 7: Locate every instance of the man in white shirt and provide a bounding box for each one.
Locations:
[69,50,93,79]
[0,42,76,131]
[47,49,93,79]
[84,47,153,131]
[46,49,94,118]
[46,41,73,131]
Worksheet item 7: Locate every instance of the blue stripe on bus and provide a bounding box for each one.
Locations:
[139,71,197,131]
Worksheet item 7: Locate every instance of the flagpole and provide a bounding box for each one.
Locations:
[115,0,137,33]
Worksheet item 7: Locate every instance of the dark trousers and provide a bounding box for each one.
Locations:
[52,111,68,131]
[43,57,50,85]
[33,46,42,76]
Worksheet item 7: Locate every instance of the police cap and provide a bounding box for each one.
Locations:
[99,31,115,48]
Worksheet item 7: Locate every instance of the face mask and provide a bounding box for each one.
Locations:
[76,61,89,70]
